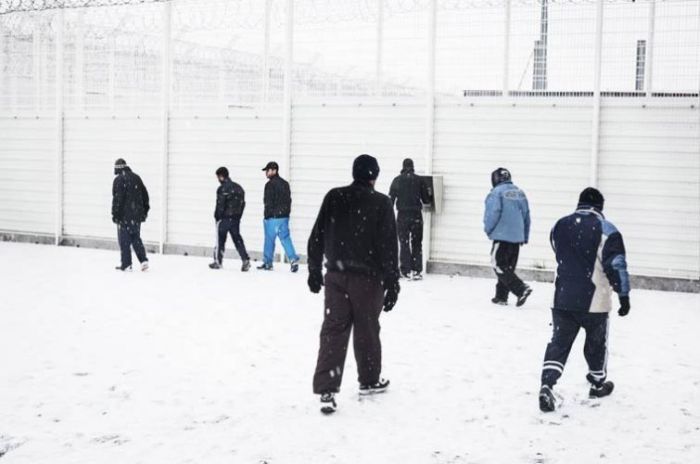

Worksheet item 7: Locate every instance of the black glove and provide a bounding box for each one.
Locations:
[618,295,630,317]
[382,278,400,312]
[308,270,323,294]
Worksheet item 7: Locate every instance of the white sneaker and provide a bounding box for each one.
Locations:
[141,261,149,272]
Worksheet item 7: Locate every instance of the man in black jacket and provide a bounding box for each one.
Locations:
[209,167,251,272]
[307,154,400,415]
[259,161,299,272]
[112,158,150,271]
[389,158,430,280]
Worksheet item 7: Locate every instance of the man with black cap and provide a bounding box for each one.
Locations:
[389,158,431,280]
[307,154,400,415]
[259,161,300,272]
[538,187,631,413]
[483,167,532,306]
[112,158,150,271]
[209,167,251,272]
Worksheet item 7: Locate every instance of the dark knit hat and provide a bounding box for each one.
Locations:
[578,187,605,211]
[114,158,128,175]
[353,154,380,181]
[491,167,511,187]
[402,158,414,171]
[215,166,229,178]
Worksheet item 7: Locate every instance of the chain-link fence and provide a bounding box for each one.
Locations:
[1,0,698,112]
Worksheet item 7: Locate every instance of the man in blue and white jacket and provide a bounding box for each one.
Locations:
[483,168,532,307]
[539,187,631,413]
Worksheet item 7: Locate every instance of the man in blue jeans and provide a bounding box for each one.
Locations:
[258,161,300,272]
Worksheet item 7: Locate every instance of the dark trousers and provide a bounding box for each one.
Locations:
[313,271,385,394]
[214,217,249,263]
[490,240,526,300]
[541,309,609,388]
[397,210,423,274]
[117,222,147,268]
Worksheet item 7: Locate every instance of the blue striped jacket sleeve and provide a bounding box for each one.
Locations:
[601,221,630,296]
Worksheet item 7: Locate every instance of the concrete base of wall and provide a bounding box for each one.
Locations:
[427,261,700,294]
[2,232,696,293]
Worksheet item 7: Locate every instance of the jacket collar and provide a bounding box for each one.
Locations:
[575,206,605,219]
[351,180,375,191]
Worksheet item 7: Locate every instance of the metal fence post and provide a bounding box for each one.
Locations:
[375,0,384,96]
[159,2,172,254]
[590,0,604,188]
[424,0,437,272]
[503,0,511,98]
[55,9,64,245]
[645,0,656,97]
[262,0,272,106]
[282,0,293,181]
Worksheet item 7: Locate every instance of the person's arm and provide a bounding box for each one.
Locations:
[112,177,126,223]
[550,221,558,253]
[307,192,330,274]
[263,181,273,219]
[284,180,292,214]
[379,197,400,311]
[420,177,431,206]
[483,190,502,236]
[389,178,398,207]
[140,177,150,220]
[379,197,400,285]
[214,186,224,220]
[602,225,630,297]
[523,194,531,244]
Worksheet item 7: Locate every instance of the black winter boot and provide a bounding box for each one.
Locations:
[359,378,390,395]
[539,385,556,412]
[589,380,615,399]
[320,393,337,415]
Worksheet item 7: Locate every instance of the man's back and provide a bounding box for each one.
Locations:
[483,181,530,244]
[389,172,427,212]
[264,175,292,219]
[551,209,628,313]
[112,169,149,224]
[216,178,246,219]
[308,181,398,280]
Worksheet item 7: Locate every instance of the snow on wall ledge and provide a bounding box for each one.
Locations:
[0,99,698,284]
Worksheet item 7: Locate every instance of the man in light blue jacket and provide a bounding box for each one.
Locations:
[483,167,532,307]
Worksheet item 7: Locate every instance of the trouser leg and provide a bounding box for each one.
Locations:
[581,313,610,386]
[227,216,249,261]
[541,309,581,388]
[397,213,412,275]
[129,223,148,263]
[262,219,276,265]
[493,241,526,297]
[313,272,353,394]
[277,217,299,262]
[491,242,509,300]
[215,220,227,264]
[117,223,132,268]
[410,214,424,273]
[348,274,385,385]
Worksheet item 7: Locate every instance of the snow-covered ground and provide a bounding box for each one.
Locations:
[1,242,698,464]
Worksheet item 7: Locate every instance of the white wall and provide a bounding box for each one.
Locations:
[0,98,698,281]
[0,116,57,235]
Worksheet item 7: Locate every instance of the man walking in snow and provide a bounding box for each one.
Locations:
[539,187,631,412]
[389,158,431,280]
[209,167,251,272]
[483,167,532,306]
[258,161,300,272]
[112,158,150,271]
[308,154,400,415]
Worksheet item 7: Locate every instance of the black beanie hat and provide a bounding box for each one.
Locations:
[491,167,511,187]
[215,166,229,178]
[578,187,605,211]
[353,154,380,182]
[114,158,128,175]
[402,158,414,171]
